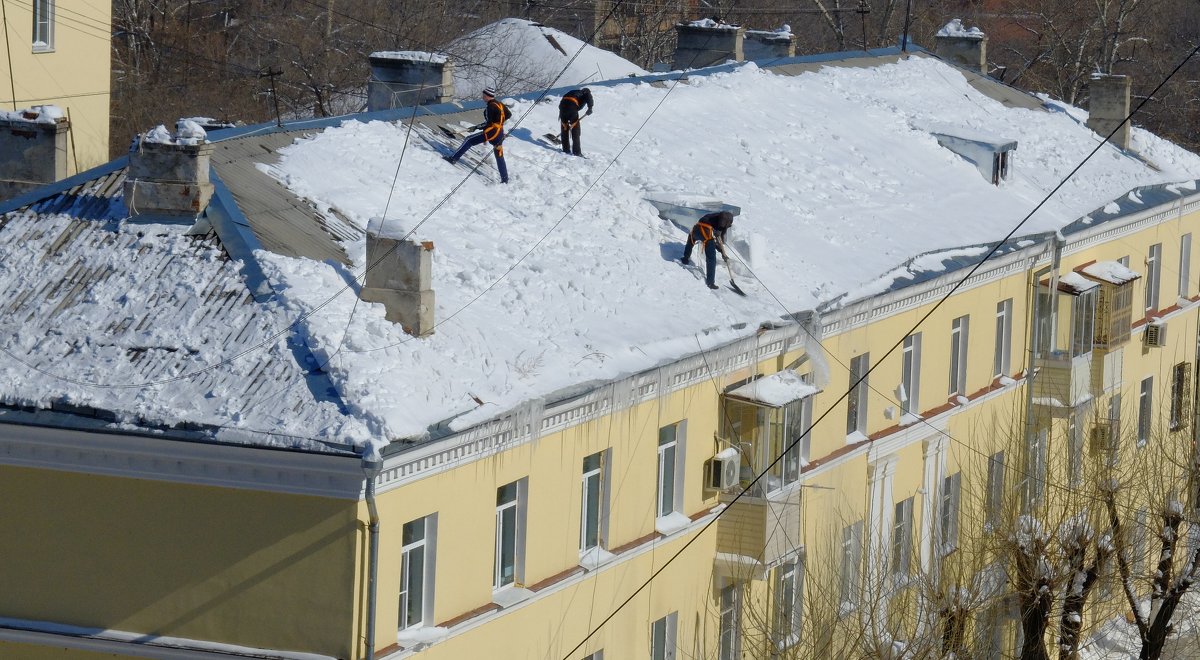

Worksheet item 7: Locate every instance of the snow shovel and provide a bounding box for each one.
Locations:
[723,257,747,296]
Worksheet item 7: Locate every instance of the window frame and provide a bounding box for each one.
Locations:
[32,0,54,51]
[1146,243,1162,312]
[940,472,961,555]
[1170,362,1192,431]
[891,497,914,585]
[773,557,803,648]
[580,450,608,552]
[1138,377,1153,447]
[994,299,1012,378]
[718,583,741,660]
[1070,289,1096,357]
[1180,234,1192,299]
[651,611,678,660]
[984,451,1005,531]
[949,315,970,396]
[847,353,870,436]
[399,514,435,631]
[494,480,526,590]
[656,423,683,519]
[839,520,863,609]
[901,333,921,416]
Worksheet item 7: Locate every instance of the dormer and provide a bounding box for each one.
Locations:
[928,125,1017,185]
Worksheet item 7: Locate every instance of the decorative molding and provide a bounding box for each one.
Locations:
[0,422,364,498]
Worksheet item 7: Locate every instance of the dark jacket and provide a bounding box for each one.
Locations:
[693,211,734,244]
[559,89,594,117]
[482,99,510,142]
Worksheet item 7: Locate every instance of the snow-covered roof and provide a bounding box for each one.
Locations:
[446,19,646,99]
[5,47,1200,454]
[727,371,818,408]
[1081,260,1141,285]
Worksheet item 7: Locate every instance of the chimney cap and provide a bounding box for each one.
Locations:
[935,19,985,40]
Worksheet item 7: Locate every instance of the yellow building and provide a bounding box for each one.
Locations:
[0,32,1198,660]
[0,0,110,195]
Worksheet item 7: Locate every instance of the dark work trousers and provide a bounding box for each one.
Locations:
[559,110,582,156]
[450,131,509,183]
[682,237,719,287]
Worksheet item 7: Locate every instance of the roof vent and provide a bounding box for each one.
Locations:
[673,20,745,70]
[361,219,435,337]
[928,126,1016,185]
[124,120,214,219]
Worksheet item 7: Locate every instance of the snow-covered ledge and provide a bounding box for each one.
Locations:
[491,587,534,609]
[655,511,691,536]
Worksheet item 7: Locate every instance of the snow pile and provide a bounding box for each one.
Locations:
[1081,260,1140,284]
[446,18,646,98]
[266,56,1200,439]
[688,18,739,30]
[0,105,65,124]
[371,50,447,64]
[140,121,208,146]
[727,370,817,407]
[936,19,985,39]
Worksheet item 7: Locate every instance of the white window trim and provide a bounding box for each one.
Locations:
[1179,234,1192,299]
[848,353,870,437]
[901,334,921,417]
[949,316,969,397]
[984,451,1005,532]
[580,450,608,553]
[994,299,1013,378]
[656,421,686,527]
[1146,243,1162,312]
[651,611,678,660]
[1138,377,1153,447]
[718,582,741,660]
[773,556,803,649]
[940,472,961,556]
[399,514,436,631]
[839,520,863,613]
[32,0,55,52]
[494,479,527,591]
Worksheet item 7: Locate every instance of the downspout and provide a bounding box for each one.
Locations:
[1022,233,1064,511]
[362,452,383,660]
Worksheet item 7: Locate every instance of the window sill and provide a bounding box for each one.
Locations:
[655,511,691,536]
[31,44,54,54]
[775,634,801,650]
[579,546,615,570]
[491,586,534,609]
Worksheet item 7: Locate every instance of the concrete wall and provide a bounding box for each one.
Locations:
[673,24,745,70]
[744,31,796,61]
[0,114,68,200]
[934,34,988,74]
[1086,74,1132,150]
[0,1,111,174]
[368,55,455,111]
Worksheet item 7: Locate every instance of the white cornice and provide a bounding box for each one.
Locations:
[0,422,364,498]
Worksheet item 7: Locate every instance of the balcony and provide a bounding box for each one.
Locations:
[715,486,803,568]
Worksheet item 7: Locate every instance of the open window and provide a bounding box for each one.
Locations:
[1037,272,1098,359]
[724,370,818,497]
[1080,261,1140,349]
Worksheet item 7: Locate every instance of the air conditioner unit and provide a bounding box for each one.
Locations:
[1090,423,1116,453]
[708,450,740,491]
[1145,321,1168,348]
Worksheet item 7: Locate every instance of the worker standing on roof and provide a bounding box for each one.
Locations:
[558,88,593,157]
[680,211,734,290]
[446,87,511,184]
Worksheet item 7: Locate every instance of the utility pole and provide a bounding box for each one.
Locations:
[857,0,871,52]
[901,0,913,52]
[261,67,284,127]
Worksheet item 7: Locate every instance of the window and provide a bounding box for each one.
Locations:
[651,612,677,660]
[718,583,740,660]
[582,652,604,660]
[1034,289,1054,358]
[32,0,54,51]
[1138,377,1153,447]
[1067,412,1084,486]
[949,315,969,396]
[839,521,863,607]
[1170,362,1192,431]
[581,451,608,552]
[400,515,436,630]
[1181,234,1192,299]
[892,497,914,584]
[984,451,1005,531]
[769,395,811,492]
[495,480,525,589]
[1071,289,1096,357]
[1025,430,1048,507]
[1146,243,1162,312]
[773,558,802,646]
[657,424,682,519]
[847,353,869,435]
[994,299,1012,378]
[940,472,961,554]
[1104,394,1123,466]
[901,334,921,416]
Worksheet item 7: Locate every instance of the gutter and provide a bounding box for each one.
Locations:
[1022,233,1064,511]
[361,452,384,660]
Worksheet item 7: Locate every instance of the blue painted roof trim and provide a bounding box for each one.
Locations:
[0,156,129,216]
[206,167,271,302]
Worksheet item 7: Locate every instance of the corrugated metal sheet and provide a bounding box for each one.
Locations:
[212,132,360,265]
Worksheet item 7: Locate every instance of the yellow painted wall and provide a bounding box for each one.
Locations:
[0,0,111,172]
[0,465,362,658]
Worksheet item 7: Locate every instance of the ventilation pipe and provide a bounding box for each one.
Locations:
[934,19,988,75]
[673,20,745,70]
[743,28,795,60]
[362,452,383,660]
[124,121,214,219]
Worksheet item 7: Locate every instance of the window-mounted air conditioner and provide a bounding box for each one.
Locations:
[707,451,739,491]
[1145,320,1167,348]
[1090,423,1117,453]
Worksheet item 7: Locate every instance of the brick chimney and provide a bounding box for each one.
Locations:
[673,21,745,70]
[368,52,455,112]
[743,28,796,61]
[124,123,214,218]
[1086,74,1132,150]
[934,19,987,75]
[0,106,69,202]
[360,228,435,337]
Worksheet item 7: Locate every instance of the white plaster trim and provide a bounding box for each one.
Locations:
[0,422,364,498]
